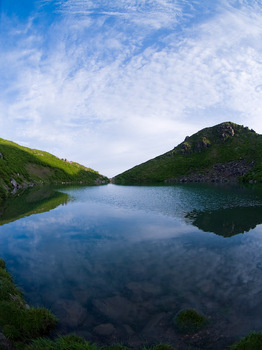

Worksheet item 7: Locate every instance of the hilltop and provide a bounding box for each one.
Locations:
[0,138,108,198]
[114,122,262,184]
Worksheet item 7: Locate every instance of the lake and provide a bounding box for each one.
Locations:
[1,183,262,349]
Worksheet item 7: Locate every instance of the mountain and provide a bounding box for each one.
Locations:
[113,122,262,184]
[0,138,108,199]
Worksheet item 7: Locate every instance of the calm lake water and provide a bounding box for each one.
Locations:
[1,183,262,349]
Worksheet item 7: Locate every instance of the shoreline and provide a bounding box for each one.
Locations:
[0,258,260,350]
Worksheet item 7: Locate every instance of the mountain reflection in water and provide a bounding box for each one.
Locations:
[185,205,262,237]
[0,186,69,226]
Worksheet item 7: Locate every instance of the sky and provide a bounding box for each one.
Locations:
[1,0,262,177]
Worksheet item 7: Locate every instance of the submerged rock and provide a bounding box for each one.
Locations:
[54,300,86,328]
[92,296,137,323]
[93,323,116,336]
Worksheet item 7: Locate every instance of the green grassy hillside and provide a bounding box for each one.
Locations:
[114,122,262,184]
[0,138,108,198]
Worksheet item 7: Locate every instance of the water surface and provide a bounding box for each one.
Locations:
[1,184,262,349]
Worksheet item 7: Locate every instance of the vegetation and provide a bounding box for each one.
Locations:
[0,259,57,348]
[114,122,262,184]
[228,331,262,349]
[0,138,108,199]
[0,258,5,269]
[24,335,97,350]
[175,309,207,334]
[24,337,176,350]
[145,346,175,350]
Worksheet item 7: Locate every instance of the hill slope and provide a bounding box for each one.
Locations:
[0,138,108,198]
[114,122,262,184]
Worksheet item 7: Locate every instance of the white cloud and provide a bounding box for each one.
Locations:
[1,0,262,177]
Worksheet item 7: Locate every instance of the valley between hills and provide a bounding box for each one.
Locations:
[1,121,262,200]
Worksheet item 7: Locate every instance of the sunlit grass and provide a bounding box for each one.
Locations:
[0,138,108,199]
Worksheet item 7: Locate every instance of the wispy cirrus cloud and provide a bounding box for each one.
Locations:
[54,0,183,19]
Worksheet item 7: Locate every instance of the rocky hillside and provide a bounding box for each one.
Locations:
[0,138,108,199]
[114,122,262,184]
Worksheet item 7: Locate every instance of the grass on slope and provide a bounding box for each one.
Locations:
[0,139,108,197]
[114,122,262,184]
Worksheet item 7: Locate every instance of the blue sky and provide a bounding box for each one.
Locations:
[1,0,262,177]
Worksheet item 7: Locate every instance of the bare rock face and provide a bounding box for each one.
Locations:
[218,123,235,139]
[10,178,23,194]
[11,179,19,189]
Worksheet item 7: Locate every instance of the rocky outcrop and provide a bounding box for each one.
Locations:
[219,122,235,139]
[165,160,254,184]
[10,179,22,191]
[179,136,212,155]
[10,178,35,195]
[95,178,107,185]
[179,123,238,156]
